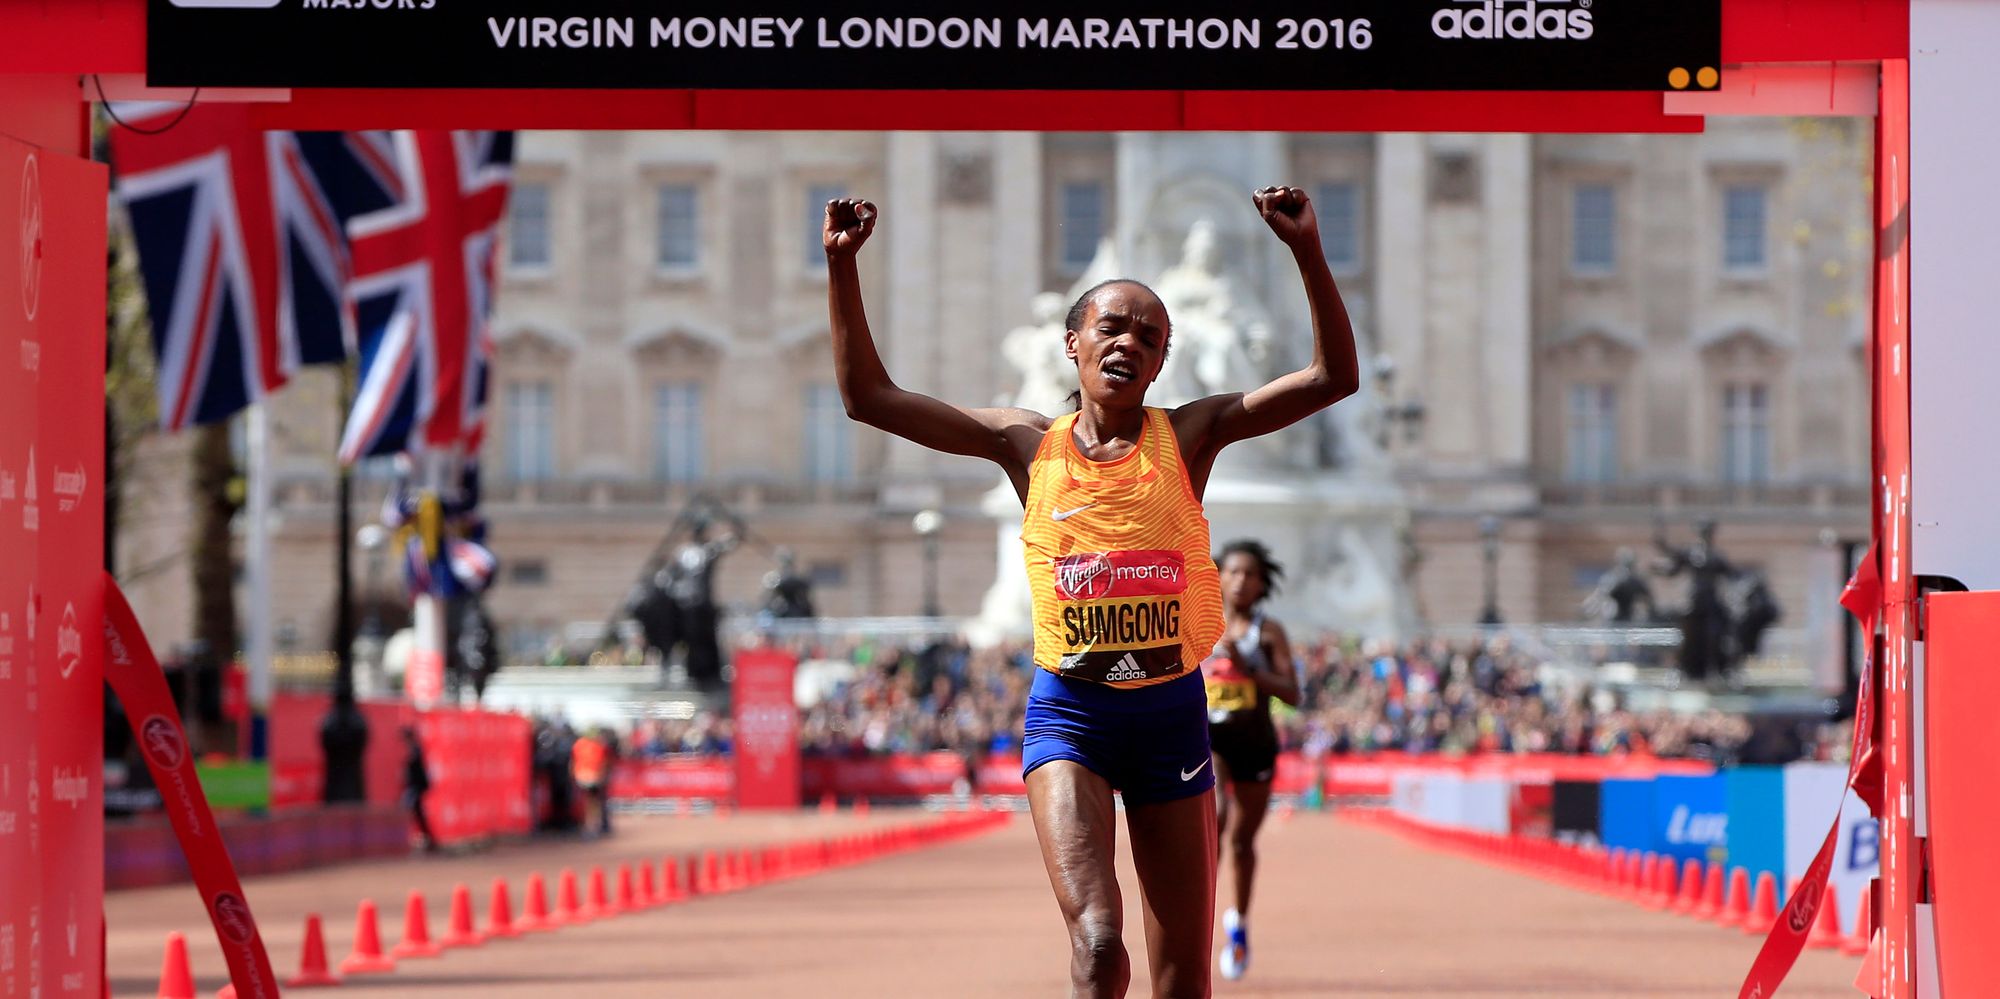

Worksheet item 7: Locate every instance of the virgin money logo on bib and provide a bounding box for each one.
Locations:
[1053,550,1186,601]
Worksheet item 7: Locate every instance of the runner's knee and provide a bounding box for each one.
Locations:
[1228,823,1258,857]
[1069,911,1124,983]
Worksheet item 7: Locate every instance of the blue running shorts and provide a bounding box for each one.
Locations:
[1022,668,1216,806]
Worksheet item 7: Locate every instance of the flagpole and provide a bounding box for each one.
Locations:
[323,362,367,803]
[245,402,274,763]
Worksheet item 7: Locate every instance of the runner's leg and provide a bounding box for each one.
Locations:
[1126,790,1217,999]
[1029,761,1130,999]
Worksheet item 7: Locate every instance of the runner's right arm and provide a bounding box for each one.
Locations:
[824,199,1049,497]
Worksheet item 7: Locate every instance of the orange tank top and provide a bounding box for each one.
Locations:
[1021,407,1224,689]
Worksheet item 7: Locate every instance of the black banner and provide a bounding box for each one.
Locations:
[149,1,1720,92]
[1552,779,1602,847]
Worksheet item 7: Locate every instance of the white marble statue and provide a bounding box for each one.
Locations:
[999,291,1075,416]
[1150,219,1273,408]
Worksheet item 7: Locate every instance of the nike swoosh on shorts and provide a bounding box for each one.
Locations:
[1181,759,1210,782]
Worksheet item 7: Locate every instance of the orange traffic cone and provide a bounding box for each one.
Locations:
[157,931,196,999]
[391,890,443,959]
[586,866,611,916]
[636,862,657,908]
[1808,884,1845,950]
[1696,862,1726,920]
[1843,893,1874,957]
[339,898,397,974]
[615,864,637,913]
[443,883,486,948]
[819,792,836,815]
[662,857,683,900]
[1636,854,1660,908]
[702,852,720,894]
[1719,867,1751,927]
[1743,872,1779,936]
[284,913,342,988]
[556,868,587,925]
[520,872,553,932]
[1676,859,1705,914]
[1655,855,1680,909]
[487,877,520,939]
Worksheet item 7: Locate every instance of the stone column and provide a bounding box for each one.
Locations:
[879,132,941,491]
[1481,134,1533,478]
[1374,134,1427,469]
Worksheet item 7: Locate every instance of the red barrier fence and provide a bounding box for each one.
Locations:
[418,708,533,844]
[611,750,1716,803]
[271,693,530,845]
[270,693,409,810]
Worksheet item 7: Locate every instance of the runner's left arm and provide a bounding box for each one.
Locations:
[1175,186,1361,462]
[1256,618,1303,707]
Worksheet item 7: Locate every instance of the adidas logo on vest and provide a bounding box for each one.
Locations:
[1103,653,1148,682]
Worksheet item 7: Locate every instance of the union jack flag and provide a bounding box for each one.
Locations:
[339,130,514,464]
[112,105,360,430]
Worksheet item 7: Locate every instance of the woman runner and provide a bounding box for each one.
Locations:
[824,186,1358,998]
[1201,539,1301,981]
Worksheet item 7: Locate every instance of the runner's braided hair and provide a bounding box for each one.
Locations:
[1215,538,1284,602]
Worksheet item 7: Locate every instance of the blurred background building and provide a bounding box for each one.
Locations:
[113,121,1873,669]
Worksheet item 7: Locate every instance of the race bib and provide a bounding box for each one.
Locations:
[1051,549,1188,684]
[1202,654,1258,714]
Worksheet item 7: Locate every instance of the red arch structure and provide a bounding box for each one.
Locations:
[0,2,1988,997]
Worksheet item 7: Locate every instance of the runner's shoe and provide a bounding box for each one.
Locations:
[1219,907,1249,981]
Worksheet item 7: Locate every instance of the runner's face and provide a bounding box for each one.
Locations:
[1068,284,1168,406]
[1220,552,1265,612]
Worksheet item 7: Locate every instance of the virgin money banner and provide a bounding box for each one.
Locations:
[610,758,734,801]
[1,135,107,999]
[732,648,801,809]
[104,578,279,997]
[418,707,533,844]
[803,752,969,799]
[148,1,1721,93]
[268,692,409,809]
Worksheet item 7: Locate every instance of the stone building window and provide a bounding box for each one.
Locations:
[806,182,846,269]
[1058,181,1105,272]
[507,180,552,272]
[652,381,708,483]
[655,183,699,272]
[1723,184,1769,274]
[503,379,556,482]
[651,381,704,484]
[1720,382,1771,484]
[1314,181,1362,273]
[1564,382,1619,483]
[804,383,852,483]
[1570,182,1616,275]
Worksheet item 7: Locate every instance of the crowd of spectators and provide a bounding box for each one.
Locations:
[610,633,1834,767]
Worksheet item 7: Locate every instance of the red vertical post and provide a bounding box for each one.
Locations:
[1871,56,1914,999]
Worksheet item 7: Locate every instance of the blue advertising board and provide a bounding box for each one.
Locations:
[1724,766,1786,886]
[1651,774,1728,865]
[1598,778,1655,854]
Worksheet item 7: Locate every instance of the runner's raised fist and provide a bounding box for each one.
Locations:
[823,198,878,258]
[1253,186,1318,250]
